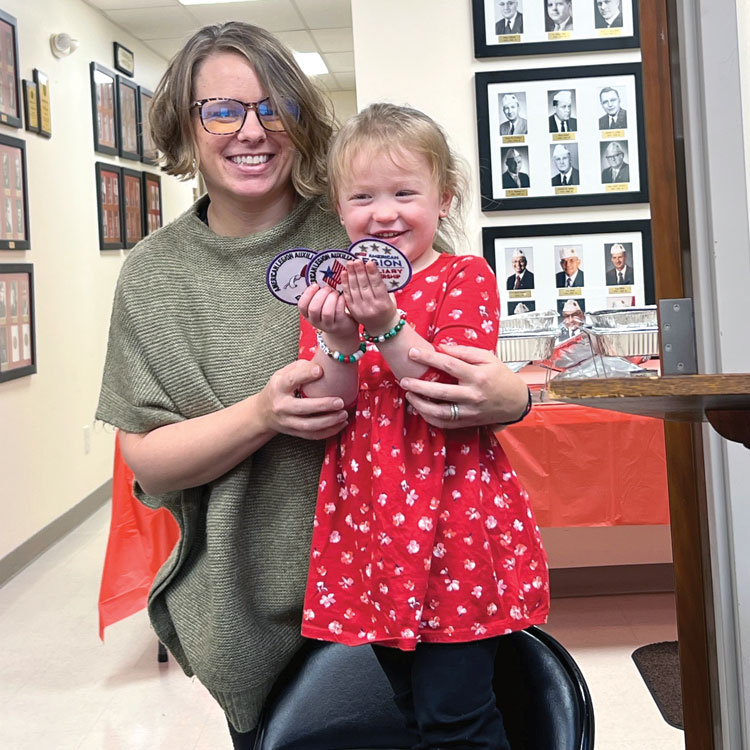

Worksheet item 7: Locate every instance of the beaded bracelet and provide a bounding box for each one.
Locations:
[362,310,408,344]
[496,386,533,426]
[316,329,367,364]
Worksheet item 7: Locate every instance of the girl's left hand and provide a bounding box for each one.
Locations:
[342,259,398,334]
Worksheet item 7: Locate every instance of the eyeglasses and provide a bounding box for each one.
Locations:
[191,97,299,135]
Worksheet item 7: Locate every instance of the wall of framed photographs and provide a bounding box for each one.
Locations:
[0,0,195,564]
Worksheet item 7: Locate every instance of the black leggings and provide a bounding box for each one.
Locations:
[372,638,511,750]
[228,720,258,750]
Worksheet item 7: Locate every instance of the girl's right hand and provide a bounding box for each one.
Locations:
[298,283,358,340]
[258,358,349,440]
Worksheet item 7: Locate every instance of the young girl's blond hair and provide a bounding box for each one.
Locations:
[327,103,469,253]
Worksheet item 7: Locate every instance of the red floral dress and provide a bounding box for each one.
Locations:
[299,253,549,650]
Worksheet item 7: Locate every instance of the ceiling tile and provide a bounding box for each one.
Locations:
[310,27,352,53]
[274,30,317,54]
[143,36,192,61]
[333,71,355,90]
[312,73,340,92]
[322,51,354,73]
[294,0,352,29]
[83,0,178,9]
[105,7,199,40]
[185,0,304,32]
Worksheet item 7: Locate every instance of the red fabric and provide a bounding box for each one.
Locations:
[497,402,670,528]
[98,433,179,639]
[298,255,549,650]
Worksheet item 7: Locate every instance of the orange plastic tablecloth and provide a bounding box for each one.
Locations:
[497,402,670,528]
[97,434,179,639]
[98,404,670,636]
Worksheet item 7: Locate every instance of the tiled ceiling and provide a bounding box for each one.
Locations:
[82,0,355,92]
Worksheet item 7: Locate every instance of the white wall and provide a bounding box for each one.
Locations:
[350,0,671,570]
[0,0,194,559]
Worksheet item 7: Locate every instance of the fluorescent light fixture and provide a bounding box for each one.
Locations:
[293,51,329,76]
[178,0,252,5]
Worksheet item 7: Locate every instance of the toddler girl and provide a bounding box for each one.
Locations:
[297,102,549,749]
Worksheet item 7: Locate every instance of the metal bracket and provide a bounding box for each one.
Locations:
[659,298,698,375]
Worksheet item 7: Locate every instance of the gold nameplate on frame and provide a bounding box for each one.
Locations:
[502,135,525,144]
[509,290,532,299]
[555,186,578,195]
[602,129,625,139]
[548,31,572,40]
[498,34,521,43]
[552,132,575,141]
[605,183,629,192]
[608,285,633,294]
[599,28,622,37]
[505,188,528,197]
[559,288,582,297]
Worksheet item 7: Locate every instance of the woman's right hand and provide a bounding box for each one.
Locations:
[258,358,350,440]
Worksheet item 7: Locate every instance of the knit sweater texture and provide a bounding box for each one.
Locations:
[96,195,349,732]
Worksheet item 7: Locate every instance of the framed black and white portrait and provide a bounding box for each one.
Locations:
[472,0,640,57]
[476,63,648,210]
[0,134,29,250]
[0,263,36,382]
[482,219,654,322]
[90,63,119,156]
[116,75,140,161]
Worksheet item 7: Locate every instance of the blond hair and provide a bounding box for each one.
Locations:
[150,22,335,198]
[328,103,469,253]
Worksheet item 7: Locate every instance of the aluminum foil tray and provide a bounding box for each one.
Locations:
[499,310,558,334]
[586,305,657,329]
[585,327,659,357]
[497,332,557,363]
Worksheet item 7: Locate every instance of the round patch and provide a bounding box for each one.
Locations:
[266,248,318,304]
[306,249,357,292]
[347,238,413,292]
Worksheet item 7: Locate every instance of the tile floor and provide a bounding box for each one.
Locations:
[0,505,685,749]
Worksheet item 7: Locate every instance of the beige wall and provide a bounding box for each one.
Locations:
[351,0,671,569]
[0,0,194,559]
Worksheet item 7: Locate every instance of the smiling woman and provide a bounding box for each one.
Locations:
[96,20,531,750]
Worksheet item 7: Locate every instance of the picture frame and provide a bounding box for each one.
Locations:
[90,62,118,156]
[113,42,135,77]
[22,79,39,134]
[0,262,36,382]
[141,172,162,236]
[472,0,640,58]
[0,9,21,129]
[116,75,140,161]
[138,86,158,165]
[0,134,29,250]
[482,219,654,327]
[476,63,648,211]
[121,167,144,249]
[33,69,51,138]
[95,162,123,250]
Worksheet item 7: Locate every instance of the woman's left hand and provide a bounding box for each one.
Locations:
[399,343,529,429]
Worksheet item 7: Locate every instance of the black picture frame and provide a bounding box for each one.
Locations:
[113,42,135,77]
[95,162,123,251]
[471,0,640,58]
[0,262,36,382]
[141,171,162,236]
[482,219,655,319]
[476,63,648,211]
[116,75,140,160]
[137,86,158,165]
[0,134,29,250]
[22,79,39,134]
[0,9,21,129]
[33,69,51,138]
[121,167,144,249]
[90,62,119,156]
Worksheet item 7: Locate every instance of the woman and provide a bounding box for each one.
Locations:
[96,21,529,748]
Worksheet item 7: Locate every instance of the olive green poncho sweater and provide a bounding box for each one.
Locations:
[96,195,349,732]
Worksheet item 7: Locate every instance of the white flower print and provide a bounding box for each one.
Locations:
[503,557,517,571]
[400,480,409,492]
[407,540,421,554]
[472,585,483,599]
[452,490,462,501]
[339,487,348,500]
[378,415,391,427]
[426,300,437,312]
[514,544,528,557]
[494,495,509,509]
[502,472,512,482]
[316,565,327,576]
[533,576,544,589]
[393,512,406,526]
[487,603,498,615]
[350,459,359,472]
[497,580,508,596]
[319,480,327,492]
[303,609,315,621]
[485,515,498,530]
[426,275,439,283]
[378,532,392,545]
[481,320,494,334]
[324,502,336,515]
[329,531,341,543]
[379,582,389,594]
[358,521,370,533]
[449,287,463,297]
[418,516,433,531]
[457,605,467,616]
[373,466,382,478]
[466,507,481,521]
[391,446,400,457]
[320,593,335,608]
[312,548,321,559]
[510,606,523,620]
[481,468,492,484]
[440,510,451,522]
[429,497,440,510]
[448,309,462,320]
[428,616,441,629]
[341,551,353,564]
[416,467,431,480]
[464,534,474,546]
[444,465,456,477]
[412,290,423,300]
[406,489,419,505]
[445,578,460,591]
[403,579,415,591]
[377,493,388,506]
[471,623,488,636]
[345,513,354,527]
[464,329,478,340]
[328,621,343,634]
[464,559,476,571]
[481,291,489,301]
[478,305,488,317]
[401,628,416,639]
[500,531,513,546]
[465,469,477,482]
[433,542,447,558]
[411,439,424,454]
[339,576,354,588]
[513,519,525,532]
[475,274,486,283]
[408,596,420,610]
[460,444,471,455]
